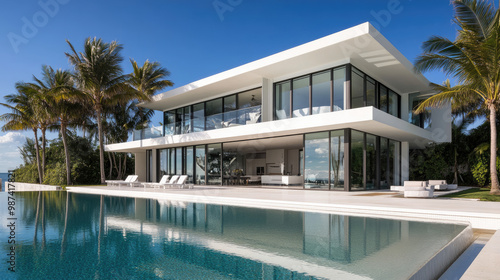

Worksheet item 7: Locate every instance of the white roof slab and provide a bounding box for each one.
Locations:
[140,22,431,111]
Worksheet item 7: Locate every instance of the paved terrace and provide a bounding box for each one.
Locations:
[67,185,500,230]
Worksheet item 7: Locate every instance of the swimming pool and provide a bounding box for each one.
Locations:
[0,191,469,279]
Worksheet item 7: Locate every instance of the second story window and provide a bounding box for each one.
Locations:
[274,66,346,120]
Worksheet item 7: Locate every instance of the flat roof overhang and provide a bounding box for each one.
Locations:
[139,22,431,112]
[105,107,436,153]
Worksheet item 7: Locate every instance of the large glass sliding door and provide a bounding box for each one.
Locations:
[195,145,206,185]
[330,130,345,190]
[350,131,364,190]
[207,144,222,185]
[158,149,168,181]
[185,147,194,183]
[304,132,329,189]
[366,134,377,190]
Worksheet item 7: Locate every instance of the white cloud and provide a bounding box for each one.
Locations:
[315,147,328,154]
[0,132,25,144]
[0,132,27,172]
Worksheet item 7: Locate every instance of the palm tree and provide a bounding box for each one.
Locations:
[30,66,82,185]
[0,84,44,182]
[65,37,142,184]
[127,59,173,130]
[414,0,500,195]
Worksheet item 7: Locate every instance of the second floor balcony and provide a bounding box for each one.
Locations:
[165,105,261,136]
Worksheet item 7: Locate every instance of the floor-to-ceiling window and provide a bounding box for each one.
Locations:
[389,140,401,187]
[158,149,168,181]
[304,132,330,189]
[195,145,206,185]
[380,138,388,189]
[207,144,222,185]
[292,76,310,117]
[176,147,183,175]
[192,103,205,132]
[330,130,345,190]
[366,134,377,190]
[185,147,194,183]
[206,98,223,131]
[333,67,345,111]
[275,81,291,120]
[350,130,364,190]
[351,68,364,109]
[312,71,331,115]
[164,111,175,136]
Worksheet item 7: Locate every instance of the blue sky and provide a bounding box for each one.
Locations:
[0,0,460,172]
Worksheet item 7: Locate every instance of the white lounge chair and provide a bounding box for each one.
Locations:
[428,180,448,191]
[404,181,434,198]
[106,175,137,187]
[142,175,170,188]
[162,175,180,189]
[117,175,139,188]
[173,175,191,189]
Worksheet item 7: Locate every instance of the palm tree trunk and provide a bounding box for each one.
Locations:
[41,127,47,179]
[97,108,106,184]
[108,152,113,179]
[489,104,500,194]
[33,129,43,183]
[61,123,71,185]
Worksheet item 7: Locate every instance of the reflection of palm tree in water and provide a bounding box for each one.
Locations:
[33,191,41,244]
[331,136,343,187]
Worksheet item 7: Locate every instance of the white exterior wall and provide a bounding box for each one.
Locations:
[262,78,273,122]
[135,152,147,182]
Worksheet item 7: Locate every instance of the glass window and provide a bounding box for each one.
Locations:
[176,147,183,175]
[388,90,399,117]
[206,98,223,130]
[185,146,194,183]
[195,145,206,185]
[379,85,388,113]
[192,103,205,132]
[350,130,364,190]
[366,77,376,108]
[389,140,400,187]
[380,138,388,189]
[164,111,175,135]
[292,76,310,117]
[304,132,329,190]
[183,106,191,134]
[238,88,262,125]
[207,144,221,185]
[158,149,168,180]
[351,68,364,109]
[223,95,237,126]
[274,81,291,120]
[175,108,183,135]
[366,134,377,190]
[238,88,261,108]
[312,71,331,114]
[330,130,344,190]
[168,148,176,175]
[333,67,345,111]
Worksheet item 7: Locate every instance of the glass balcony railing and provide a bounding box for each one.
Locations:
[132,126,163,141]
[164,105,261,136]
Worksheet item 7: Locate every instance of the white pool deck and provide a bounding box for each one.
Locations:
[63,185,500,279]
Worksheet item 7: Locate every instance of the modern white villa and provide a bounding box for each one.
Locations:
[106,22,451,191]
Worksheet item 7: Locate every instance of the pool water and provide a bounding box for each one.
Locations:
[0,191,467,279]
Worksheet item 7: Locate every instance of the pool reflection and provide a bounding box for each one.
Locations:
[6,192,465,280]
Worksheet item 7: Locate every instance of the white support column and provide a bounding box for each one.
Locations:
[261,78,273,122]
[135,151,147,182]
[401,142,410,182]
